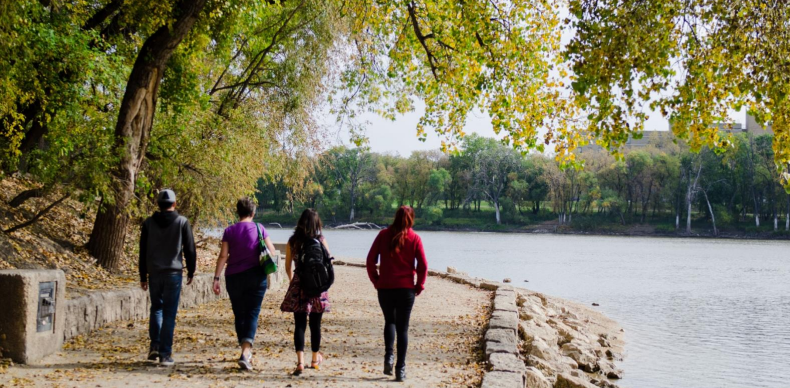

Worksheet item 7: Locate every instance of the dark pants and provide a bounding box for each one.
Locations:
[226,266,268,346]
[294,312,323,352]
[149,272,183,357]
[377,288,416,369]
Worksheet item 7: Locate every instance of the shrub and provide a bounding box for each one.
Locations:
[422,206,444,225]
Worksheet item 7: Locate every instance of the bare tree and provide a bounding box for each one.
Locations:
[470,143,522,225]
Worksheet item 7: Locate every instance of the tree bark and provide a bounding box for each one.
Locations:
[88,0,208,270]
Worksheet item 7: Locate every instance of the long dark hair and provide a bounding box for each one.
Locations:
[389,206,415,253]
[289,208,323,254]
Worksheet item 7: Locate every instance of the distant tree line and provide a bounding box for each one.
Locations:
[258,133,790,235]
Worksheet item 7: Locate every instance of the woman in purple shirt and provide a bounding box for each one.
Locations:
[212,198,276,371]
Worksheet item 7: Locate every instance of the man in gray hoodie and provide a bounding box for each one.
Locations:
[139,189,196,366]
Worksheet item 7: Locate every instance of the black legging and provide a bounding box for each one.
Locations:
[377,288,416,369]
[294,312,323,352]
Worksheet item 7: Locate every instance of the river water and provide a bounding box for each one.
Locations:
[260,228,790,388]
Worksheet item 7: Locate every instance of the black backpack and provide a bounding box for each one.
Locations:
[296,238,334,297]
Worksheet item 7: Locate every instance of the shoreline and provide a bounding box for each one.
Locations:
[260,220,790,241]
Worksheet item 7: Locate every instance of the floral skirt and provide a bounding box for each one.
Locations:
[280,273,331,314]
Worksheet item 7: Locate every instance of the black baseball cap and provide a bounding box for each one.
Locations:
[157,189,176,206]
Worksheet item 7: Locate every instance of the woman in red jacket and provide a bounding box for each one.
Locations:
[366,205,428,382]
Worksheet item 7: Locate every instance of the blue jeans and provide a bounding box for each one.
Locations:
[149,273,183,357]
[226,266,268,346]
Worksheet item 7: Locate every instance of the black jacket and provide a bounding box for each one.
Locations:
[139,211,196,282]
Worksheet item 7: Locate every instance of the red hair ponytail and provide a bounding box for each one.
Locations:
[389,206,415,252]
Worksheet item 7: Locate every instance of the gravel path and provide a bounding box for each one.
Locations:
[1,265,489,388]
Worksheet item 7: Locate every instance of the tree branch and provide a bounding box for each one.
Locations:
[407,2,440,81]
[82,0,123,31]
[3,194,70,234]
[9,188,46,208]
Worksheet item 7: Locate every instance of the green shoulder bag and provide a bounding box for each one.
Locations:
[256,223,278,276]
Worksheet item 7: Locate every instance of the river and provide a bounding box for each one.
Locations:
[259,228,790,388]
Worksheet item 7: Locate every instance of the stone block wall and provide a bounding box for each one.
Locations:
[481,286,527,388]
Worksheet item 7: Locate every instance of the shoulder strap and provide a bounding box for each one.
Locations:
[255,223,265,250]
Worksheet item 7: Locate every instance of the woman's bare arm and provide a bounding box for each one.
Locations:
[212,241,229,295]
[285,243,293,282]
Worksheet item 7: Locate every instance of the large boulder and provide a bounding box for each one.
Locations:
[599,360,624,379]
[561,341,599,373]
[530,338,559,363]
[554,373,598,388]
[525,366,552,388]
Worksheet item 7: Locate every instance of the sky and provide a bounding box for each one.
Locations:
[329,102,747,155]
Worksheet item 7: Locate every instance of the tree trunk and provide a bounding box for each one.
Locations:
[88,0,208,271]
[686,200,693,234]
[349,186,356,222]
[494,200,501,225]
[701,189,717,236]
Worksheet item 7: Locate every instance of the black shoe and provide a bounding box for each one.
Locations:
[147,347,159,361]
[395,367,406,382]
[383,354,394,375]
[159,355,175,366]
[238,353,253,371]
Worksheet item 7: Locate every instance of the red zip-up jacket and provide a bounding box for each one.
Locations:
[366,228,428,291]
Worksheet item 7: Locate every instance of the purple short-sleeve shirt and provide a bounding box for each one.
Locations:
[222,222,268,276]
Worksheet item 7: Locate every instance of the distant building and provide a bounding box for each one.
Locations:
[624,130,673,149]
[576,130,672,154]
[578,113,772,155]
[666,113,773,138]
[745,114,773,136]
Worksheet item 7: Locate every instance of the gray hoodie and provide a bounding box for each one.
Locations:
[139,211,196,282]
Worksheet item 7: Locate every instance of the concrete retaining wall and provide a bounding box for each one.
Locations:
[63,250,285,341]
[63,273,227,341]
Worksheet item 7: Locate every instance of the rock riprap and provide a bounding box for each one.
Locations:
[517,291,624,388]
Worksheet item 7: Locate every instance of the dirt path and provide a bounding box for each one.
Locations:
[0,265,489,388]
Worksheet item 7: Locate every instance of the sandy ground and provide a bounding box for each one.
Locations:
[0,265,489,388]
